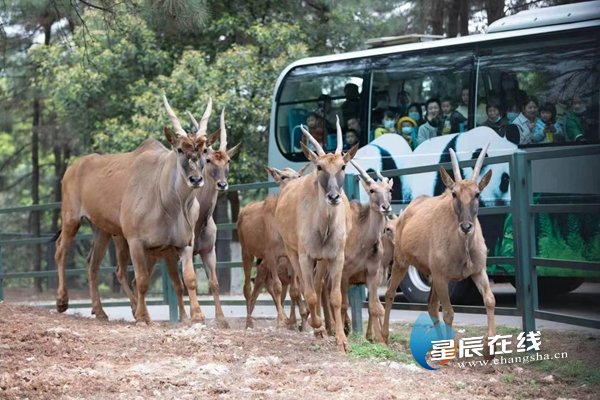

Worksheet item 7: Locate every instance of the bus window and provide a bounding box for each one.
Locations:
[477,33,599,145]
[369,51,472,143]
[274,59,369,158]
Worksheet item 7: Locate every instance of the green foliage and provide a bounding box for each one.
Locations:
[348,333,414,364]
[533,359,600,386]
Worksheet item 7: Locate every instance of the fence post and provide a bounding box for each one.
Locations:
[161,261,179,322]
[510,151,537,334]
[0,245,4,301]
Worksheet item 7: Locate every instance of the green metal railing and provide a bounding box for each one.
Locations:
[346,145,600,332]
[0,146,599,332]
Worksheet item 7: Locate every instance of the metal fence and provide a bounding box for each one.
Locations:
[0,145,599,331]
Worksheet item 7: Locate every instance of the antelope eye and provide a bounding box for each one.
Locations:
[177,149,183,154]
[341,165,346,170]
[206,159,211,163]
[203,148,208,154]
[389,189,393,193]
[281,176,286,180]
[317,165,322,171]
[475,192,481,198]
[452,192,457,198]
[369,189,375,193]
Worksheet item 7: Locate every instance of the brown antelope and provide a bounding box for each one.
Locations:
[237,165,308,329]
[55,96,211,324]
[338,161,393,343]
[274,118,358,352]
[382,145,496,355]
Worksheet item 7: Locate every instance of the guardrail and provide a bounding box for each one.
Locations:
[0,146,599,332]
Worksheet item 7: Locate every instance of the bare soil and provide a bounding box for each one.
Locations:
[0,302,598,400]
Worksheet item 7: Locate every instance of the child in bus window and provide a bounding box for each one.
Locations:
[456,86,487,125]
[302,111,326,149]
[512,95,545,144]
[482,99,508,137]
[440,97,467,134]
[505,99,521,124]
[539,102,564,143]
[374,110,398,139]
[344,128,359,150]
[416,98,442,147]
[396,116,418,149]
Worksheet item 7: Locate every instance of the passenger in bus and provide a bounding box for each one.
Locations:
[341,83,361,125]
[512,96,545,144]
[371,90,391,128]
[563,96,591,143]
[396,116,418,148]
[347,117,361,135]
[456,86,487,125]
[416,98,442,147]
[315,94,337,133]
[539,102,564,143]
[374,110,398,139]
[302,111,326,149]
[505,99,521,124]
[406,102,424,125]
[344,128,359,150]
[482,99,508,137]
[499,72,527,113]
[393,90,411,117]
[440,96,467,135]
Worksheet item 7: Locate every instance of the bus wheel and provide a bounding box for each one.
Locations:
[510,277,584,297]
[399,266,482,304]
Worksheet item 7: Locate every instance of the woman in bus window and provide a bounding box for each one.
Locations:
[406,102,423,125]
[416,98,442,147]
[512,95,545,144]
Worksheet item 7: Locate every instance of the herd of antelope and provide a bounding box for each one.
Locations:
[55,96,496,354]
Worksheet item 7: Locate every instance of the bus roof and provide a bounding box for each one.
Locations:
[488,0,600,33]
[277,2,599,79]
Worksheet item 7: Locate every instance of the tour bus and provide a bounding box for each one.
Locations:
[266,1,600,303]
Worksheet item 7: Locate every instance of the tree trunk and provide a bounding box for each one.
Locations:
[459,0,469,36]
[448,0,460,37]
[215,194,231,293]
[485,0,505,25]
[425,0,445,36]
[32,97,42,292]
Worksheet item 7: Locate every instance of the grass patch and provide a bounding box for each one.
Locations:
[348,333,414,364]
[501,373,515,383]
[532,359,600,386]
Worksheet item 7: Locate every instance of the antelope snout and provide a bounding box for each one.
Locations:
[216,181,228,191]
[460,222,473,234]
[326,192,341,205]
[380,204,391,215]
[188,175,204,188]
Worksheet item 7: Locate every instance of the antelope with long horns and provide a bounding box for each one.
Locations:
[275,116,358,352]
[382,144,496,357]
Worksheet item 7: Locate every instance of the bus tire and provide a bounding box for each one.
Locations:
[399,266,482,304]
[510,277,584,297]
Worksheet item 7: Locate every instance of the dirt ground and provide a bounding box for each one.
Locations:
[0,303,598,400]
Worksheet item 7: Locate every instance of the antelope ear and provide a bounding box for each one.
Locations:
[164,127,178,147]
[227,142,241,158]
[388,178,394,188]
[343,143,360,164]
[439,167,455,189]
[300,141,318,163]
[297,163,311,176]
[478,169,493,191]
[206,129,220,147]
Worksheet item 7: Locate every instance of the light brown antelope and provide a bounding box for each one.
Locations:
[274,118,358,352]
[383,145,496,356]
[55,96,210,324]
[237,165,308,329]
[337,161,393,343]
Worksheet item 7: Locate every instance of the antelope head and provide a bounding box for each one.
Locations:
[350,160,393,216]
[439,144,493,236]
[188,108,240,192]
[163,95,211,188]
[300,116,359,206]
[266,164,310,189]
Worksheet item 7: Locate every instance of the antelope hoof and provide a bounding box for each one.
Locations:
[215,317,229,329]
[337,338,349,353]
[191,314,206,324]
[276,316,289,329]
[56,297,69,313]
[483,341,495,361]
[313,326,326,338]
[92,309,109,321]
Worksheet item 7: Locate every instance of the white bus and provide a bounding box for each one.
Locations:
[267,1,600,302]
